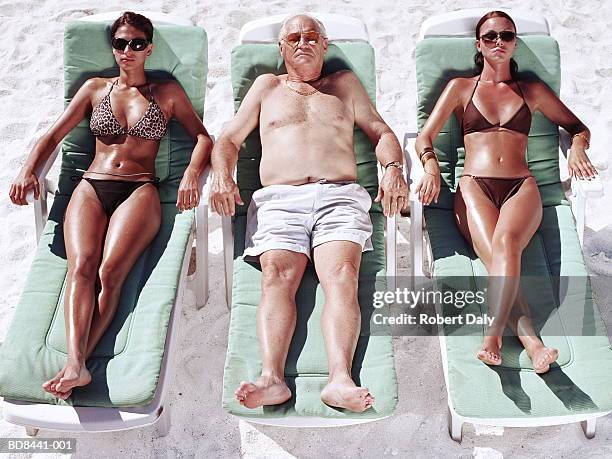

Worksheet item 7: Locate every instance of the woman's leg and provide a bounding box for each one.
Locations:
[455,177,502,364]
[84,183,162,361]
[43,181,108,399]
[54,183,161,394]
[490,178,558,372]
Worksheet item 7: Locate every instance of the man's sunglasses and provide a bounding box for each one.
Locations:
[479,30,517,44]
[281,31,323,48]
[111,37,150,52]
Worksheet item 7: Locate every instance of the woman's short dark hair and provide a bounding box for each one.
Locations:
[474,10,518,78]
[110,11,154,42]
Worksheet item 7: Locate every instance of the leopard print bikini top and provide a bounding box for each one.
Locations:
[90,79,167,140]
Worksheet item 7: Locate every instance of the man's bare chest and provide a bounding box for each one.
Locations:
[260,90,353,130]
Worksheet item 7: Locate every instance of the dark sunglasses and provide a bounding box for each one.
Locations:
[111,37,150,52]
[281,31,323,48]
[479,30,517,44]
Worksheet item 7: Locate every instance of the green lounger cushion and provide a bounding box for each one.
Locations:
[0,21,207,407]
[417,36,612,418]
[222,42,398,419]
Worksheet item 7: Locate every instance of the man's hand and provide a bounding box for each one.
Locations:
[210,172,244,216]
[374,166,408,217]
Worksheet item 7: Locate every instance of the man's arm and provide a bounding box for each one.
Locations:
[348,72,407,216]
[210,74,274,216]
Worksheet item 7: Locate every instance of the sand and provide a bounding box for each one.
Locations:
[1,0,611,457]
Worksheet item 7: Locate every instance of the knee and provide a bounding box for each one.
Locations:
[261,261,302,291]
[98,262,127,291]
[493,233,521,257]
[327,260,359,286]
[69,257,98,282]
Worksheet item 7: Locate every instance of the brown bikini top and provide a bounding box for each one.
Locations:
[462,75,532,136]
[90,79,167,140]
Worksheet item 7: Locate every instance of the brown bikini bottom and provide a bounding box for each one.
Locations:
[462,175,532,209]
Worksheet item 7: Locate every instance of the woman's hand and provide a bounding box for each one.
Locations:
[9,170,40,205]
[176,167,201,211]
[415,159,441,205]
[568,145,598,180]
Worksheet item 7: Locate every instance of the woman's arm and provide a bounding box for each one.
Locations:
[414,78,464,204]
[162,81,213,211]
[528,81,596,179]
[9,79,95,205]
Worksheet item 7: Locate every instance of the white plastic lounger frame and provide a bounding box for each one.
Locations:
[218,14,397,427]
[3,11,208,438]
[406,9,607,442]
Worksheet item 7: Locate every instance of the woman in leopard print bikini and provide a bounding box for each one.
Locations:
[8,12,212,398]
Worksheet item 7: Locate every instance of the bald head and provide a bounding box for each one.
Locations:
[278,14,327,41]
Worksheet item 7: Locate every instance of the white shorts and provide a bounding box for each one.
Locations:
[243,181,374,261]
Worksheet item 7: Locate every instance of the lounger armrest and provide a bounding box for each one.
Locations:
[402,132,428,281]
[24,143,60,204]
[23,143,61,242]
[403,132,424,200]
[559,128,605,247]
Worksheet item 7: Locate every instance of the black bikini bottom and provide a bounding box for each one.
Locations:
[71,176,159,216]
[462,175,532,209]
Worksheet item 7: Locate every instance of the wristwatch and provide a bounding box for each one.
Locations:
[384,161,403,171]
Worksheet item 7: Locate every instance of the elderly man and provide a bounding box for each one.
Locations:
[210,14,407,412]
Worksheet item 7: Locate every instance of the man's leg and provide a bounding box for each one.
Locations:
[235,249,308,408]
[313,240,374,412]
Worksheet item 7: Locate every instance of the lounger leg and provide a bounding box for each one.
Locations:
[155,406,171,437]
[581,418,596,439]
[447,406,463,443]
[25,426,39,437]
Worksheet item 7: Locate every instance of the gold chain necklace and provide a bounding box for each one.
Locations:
[285,76,319,96]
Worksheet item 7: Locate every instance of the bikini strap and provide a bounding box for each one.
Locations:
[468,74,482,102]
[513,79,526,100]
[147,83,155,102]
[107,78,119,95]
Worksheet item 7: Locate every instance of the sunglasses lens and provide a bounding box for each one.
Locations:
[481,32,498,43]
[130,39,149,51]
[284,33,300,47]
[500,31,516,42]
[112,38,129,50]
[303,32,320,44]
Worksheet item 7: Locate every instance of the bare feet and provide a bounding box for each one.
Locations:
[477,335,502,366]
[234,375,291,409]
[42,360,92,397]
[320,375,374,412]
[528,346,559,374]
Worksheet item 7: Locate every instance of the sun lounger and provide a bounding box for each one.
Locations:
[406,8,611,442]
[0,12,209,437]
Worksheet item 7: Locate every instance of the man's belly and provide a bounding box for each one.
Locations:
[259,126,357,186]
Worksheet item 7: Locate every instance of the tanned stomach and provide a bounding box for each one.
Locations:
[463,130,531,177]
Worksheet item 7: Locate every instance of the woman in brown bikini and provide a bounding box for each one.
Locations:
[8,12,212,398]
[415,10,597,373]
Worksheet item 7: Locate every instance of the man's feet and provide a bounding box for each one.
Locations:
[477,335,503,366]
[527,345,559,374]
[320,375,374,412]
[42,360,92,398]
[235,375,292,409]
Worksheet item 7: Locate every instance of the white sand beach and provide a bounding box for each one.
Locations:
[1,0,611,457]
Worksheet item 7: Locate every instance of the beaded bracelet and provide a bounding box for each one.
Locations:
[572,133,590,150]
